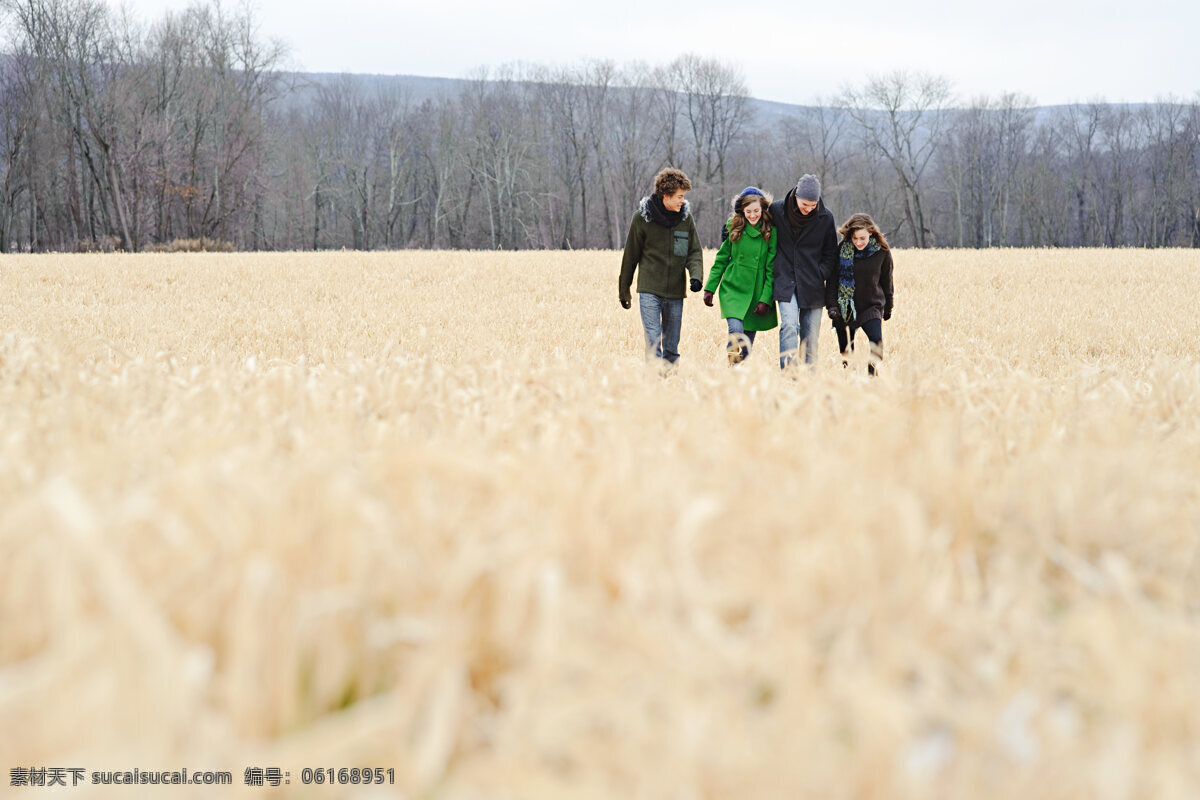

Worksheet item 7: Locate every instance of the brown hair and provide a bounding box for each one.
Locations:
[838,213,890,250]
[653,168,691,197]
[727,191,774,243]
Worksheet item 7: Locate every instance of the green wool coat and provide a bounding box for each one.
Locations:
[704,220,778,331]
[618,199,703,304]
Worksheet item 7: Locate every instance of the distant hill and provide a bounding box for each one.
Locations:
[275,71,1167,128]
[280,72,467,105]
[275,70,824,126]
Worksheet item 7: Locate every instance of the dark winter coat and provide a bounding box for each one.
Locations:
[826,246,894,324]
[768,190,839,307]
[618,197,703,304]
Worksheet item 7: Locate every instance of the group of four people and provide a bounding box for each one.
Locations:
[618,167,894,373]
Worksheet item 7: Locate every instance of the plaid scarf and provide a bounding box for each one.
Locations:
[836,236,881,324]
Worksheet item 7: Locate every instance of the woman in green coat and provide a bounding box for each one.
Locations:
[703,187,778,364]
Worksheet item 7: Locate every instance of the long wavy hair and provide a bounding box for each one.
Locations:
[838,213,890,249]
[727,191,773,243]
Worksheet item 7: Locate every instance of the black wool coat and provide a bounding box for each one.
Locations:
[768,190,839,308]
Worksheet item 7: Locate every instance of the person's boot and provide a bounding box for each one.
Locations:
[868,341,883,376]
[727,333,750,366]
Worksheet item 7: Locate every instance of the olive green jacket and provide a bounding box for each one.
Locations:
[618,198,703,304]
[704,219,778,331]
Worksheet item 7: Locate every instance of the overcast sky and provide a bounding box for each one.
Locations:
[116,0,1199,106]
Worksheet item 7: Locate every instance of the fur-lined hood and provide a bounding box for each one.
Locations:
[638,195,692,223]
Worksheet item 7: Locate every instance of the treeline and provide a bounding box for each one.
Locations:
[2,0,1198,253]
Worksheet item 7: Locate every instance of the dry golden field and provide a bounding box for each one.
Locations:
[2,248,1200,799]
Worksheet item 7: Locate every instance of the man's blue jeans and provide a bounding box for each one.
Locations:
[639,293,683,364]
[778,296,824,369]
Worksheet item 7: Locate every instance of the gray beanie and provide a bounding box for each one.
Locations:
[796,174,821,202]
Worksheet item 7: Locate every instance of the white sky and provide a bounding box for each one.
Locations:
[115,0,1199,106]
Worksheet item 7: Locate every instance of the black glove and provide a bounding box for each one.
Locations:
[828,306,843,325]
[620,297,631,309]
[753,302,770,316]
[703,290,714,307]
[883,308,892,321]
[690,278,702,293]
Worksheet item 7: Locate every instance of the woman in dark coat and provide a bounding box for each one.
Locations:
[826,213,894,375]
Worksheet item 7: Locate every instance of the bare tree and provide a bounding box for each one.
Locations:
[0,47,35,250]
[534,64,588,249]
[773,99,852,216]
[670,54,751,234]
[580,59,617,248]
[609,62,664,246]
[1137,96,1199,247]
[412,94,473,248]
[943,92,1035,246]
[1189,96,1200,247]
[1053,102,1105,246]
[653,60,682,169]
[1094,104,1140,246]
[461,66,541,249]
[803,98,851,187]
[842,71,952,247]
[1012,121,1071,246]
[375,86,417,248]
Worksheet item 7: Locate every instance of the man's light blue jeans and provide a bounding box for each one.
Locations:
[639,292,683,364]
[778,296,824,369]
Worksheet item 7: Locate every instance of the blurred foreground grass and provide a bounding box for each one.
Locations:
[1,249,1199,798]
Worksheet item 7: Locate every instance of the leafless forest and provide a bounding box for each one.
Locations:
[2,0,1199,253]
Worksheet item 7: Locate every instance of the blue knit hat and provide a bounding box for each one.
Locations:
[732,186,771,214]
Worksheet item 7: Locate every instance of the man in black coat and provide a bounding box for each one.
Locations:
[769,174,839,369]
